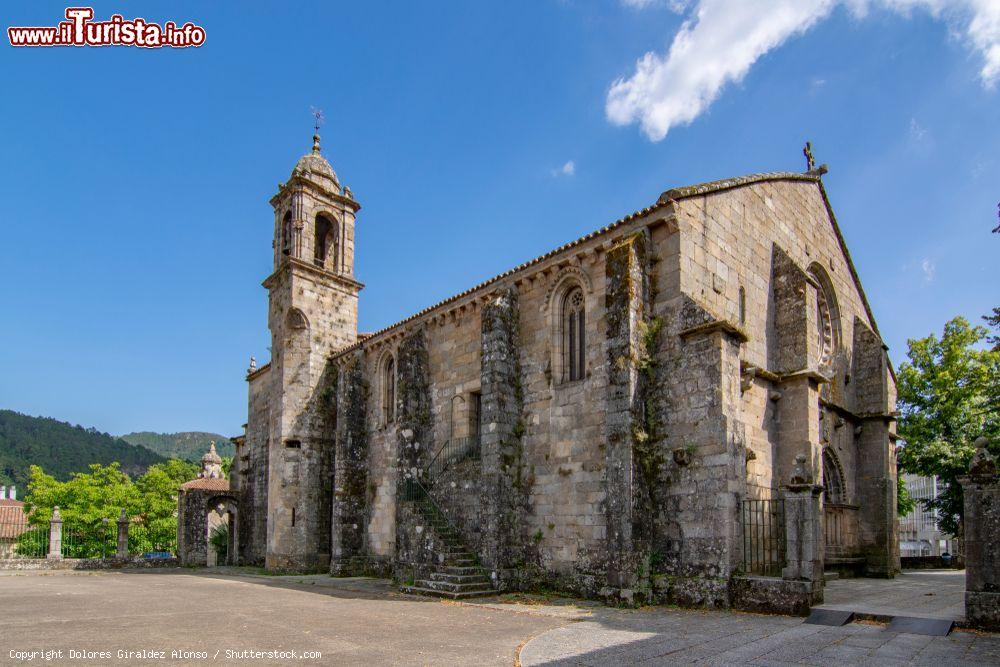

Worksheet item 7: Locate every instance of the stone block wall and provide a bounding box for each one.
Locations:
[236,170,899,611]
[330,353,369,573]
[240,369,272,565]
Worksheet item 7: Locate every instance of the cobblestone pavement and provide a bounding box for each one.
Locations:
[517,607,1000,666]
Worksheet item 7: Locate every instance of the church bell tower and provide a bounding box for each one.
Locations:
[263,130,362,570]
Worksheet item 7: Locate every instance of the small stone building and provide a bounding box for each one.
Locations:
[227,135,899,606]
[177,443,238,566]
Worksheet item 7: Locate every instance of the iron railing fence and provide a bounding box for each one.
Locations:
[129,521,177,557]
[60,521,117,559]
[425,435,480,479]
[1,513,48,559]
[741,497,786,577]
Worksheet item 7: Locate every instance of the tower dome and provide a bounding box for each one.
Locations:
[291,133,340,192]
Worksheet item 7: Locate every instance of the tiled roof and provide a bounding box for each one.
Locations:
[180,478,230,491]
[0,500,28,540]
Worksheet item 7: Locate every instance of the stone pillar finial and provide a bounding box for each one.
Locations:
[960,436,1000,630]
[117,509,129,559]
[969,437,996,477]
[199,442,223,479]
[48,507,63,560]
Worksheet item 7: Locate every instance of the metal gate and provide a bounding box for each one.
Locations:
[741,497,786,577]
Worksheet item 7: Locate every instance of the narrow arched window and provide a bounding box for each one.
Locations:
[823,448,845,504]
[808,264,841,369]
[738,286,746,325]
[281,211,293,257]
[816,286,834,365]
[563,287,585,382]
[314,214,335,268]
[382,356,396,426]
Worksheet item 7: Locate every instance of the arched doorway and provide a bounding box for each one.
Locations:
[206,496,238,566]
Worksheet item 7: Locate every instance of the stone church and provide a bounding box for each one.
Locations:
[224,133,899,609]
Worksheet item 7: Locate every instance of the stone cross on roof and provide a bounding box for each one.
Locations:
[803,142,815,172]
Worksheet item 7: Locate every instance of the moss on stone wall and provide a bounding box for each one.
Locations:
[332,354,369,564]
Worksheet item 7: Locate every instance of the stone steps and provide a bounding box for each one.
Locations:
[412,578,494,594]
[401,496,497,600]
[399,585,495,600]
[429,571,491,585]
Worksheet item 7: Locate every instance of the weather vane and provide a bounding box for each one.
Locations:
[803,141,815,172]
[310,106,325,153]
[311,106,325,133]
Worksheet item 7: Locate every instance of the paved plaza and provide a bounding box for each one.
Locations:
[0,569,997,666]
[818,570,966,621]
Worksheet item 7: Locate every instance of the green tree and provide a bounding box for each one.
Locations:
[897,476,916,517]
[985,307,1000,351]
[896,316,1000,535]
[23,459,199,557]
[132,459,199,553]
[209,523,229,564]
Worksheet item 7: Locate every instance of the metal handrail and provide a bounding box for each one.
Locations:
[424,435,480,479]
[401,477,464,540]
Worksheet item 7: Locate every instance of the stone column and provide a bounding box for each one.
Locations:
[959,437,999,631]
[782,456,824,604]
[48,507,62,560]
[330,353,369,575]
[603,233,648,590]
[479,287,523,588]
[117,509,129,559]
[853,318,897,577]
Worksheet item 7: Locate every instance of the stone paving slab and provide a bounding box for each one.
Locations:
[0,569,565,666]
[518,607,1000,666]
[1,569,996,666]
[817,570,965,621]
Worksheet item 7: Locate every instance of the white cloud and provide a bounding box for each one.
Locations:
[552,160,576,177]
[909,117,928,141]
[621,0,691,11]
[921,258,936,282]
[609,0,1000,141]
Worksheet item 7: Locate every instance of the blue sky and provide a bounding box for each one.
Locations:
[1,1,997,436]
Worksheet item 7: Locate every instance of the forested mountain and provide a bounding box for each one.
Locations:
[0,410,166,489]
[120,431,233,461]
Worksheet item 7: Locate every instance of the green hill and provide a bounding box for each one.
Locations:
[120,431,233,461]
[0,410,167,490]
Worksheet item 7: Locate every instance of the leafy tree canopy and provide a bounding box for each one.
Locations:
[23,459,200,557]
[896,316,1000,535]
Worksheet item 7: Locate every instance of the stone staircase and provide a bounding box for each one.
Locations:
[399,486,495,600]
